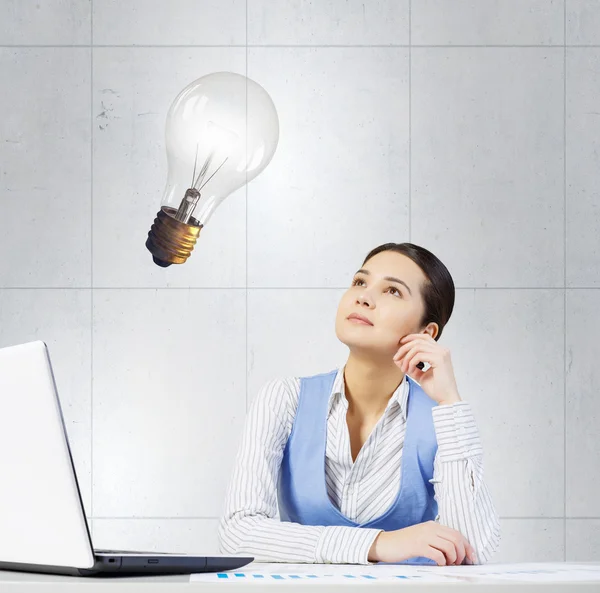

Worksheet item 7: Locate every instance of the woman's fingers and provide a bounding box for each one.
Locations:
[431,535,457,565]
[434,523,475,565]
[425,546,447,566]
[466,542,478,564]
[439,533,466,565]
[396,344,435,373]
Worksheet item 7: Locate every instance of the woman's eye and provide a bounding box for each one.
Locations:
[352,279,401,297]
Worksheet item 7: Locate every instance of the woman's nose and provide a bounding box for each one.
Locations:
[356,294,374,307]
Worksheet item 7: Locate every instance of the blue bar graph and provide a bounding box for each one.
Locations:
[212,570,434,582]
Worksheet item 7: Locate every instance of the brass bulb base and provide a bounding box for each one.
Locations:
[146,206,203,267]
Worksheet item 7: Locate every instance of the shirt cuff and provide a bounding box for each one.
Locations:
[315,526,383,564]
[432,401,483,461]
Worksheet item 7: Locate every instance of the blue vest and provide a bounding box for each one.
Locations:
[277,369,439,565]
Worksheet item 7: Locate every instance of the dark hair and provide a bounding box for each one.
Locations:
[362,242,455,341]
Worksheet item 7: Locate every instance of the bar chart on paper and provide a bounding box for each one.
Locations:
[431,563,600,583]
[189,563,464,584]
[189,562,600,584]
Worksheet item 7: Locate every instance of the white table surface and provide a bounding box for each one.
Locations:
[1,562,600,592]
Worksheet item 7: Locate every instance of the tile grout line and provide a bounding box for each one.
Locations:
[3,44,600,48]
[245,0,249,413]
[90,0,94,527]
[408,0,411,244]
[2,286,598,290]
[88,516,600,521]
[563,0,568,563]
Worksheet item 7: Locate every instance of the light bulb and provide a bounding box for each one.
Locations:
[146,71,279,267]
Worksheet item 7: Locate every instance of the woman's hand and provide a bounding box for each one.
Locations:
[368,521,477,565]
[393,334,461,406]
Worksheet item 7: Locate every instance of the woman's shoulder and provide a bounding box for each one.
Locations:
[253,367,340,414]
[252,374,302,416]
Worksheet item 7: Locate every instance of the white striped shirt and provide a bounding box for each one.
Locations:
[219,367,501,564]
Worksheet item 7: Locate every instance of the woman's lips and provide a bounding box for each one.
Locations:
[347,316,373,326]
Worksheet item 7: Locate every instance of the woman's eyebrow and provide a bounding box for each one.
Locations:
[354,269,413,296]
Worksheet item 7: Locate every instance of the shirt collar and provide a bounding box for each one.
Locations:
[328,365,409,421]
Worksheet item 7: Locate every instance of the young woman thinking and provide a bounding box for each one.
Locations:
[219,242,501,565]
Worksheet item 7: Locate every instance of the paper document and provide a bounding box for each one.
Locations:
[190,562,600,584]
[429,562,600,583]
[191,562,484,584]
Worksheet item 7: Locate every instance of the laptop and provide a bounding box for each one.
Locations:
[0,340,253,577]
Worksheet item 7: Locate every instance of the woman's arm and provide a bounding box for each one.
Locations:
[218,377,382,564]
[431,401,502,564]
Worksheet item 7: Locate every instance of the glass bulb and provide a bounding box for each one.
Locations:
[146,71,279,267]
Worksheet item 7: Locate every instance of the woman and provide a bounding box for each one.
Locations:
[219,242,501,565]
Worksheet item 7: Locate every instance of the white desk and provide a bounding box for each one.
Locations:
[1,562,600,592]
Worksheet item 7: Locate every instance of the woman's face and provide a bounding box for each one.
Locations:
[335,250,435,357]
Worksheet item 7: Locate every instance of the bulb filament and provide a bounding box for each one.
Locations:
[174,143,229,224]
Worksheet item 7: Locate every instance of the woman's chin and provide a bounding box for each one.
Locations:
[337,334,368,349]
[337,334,395,357]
